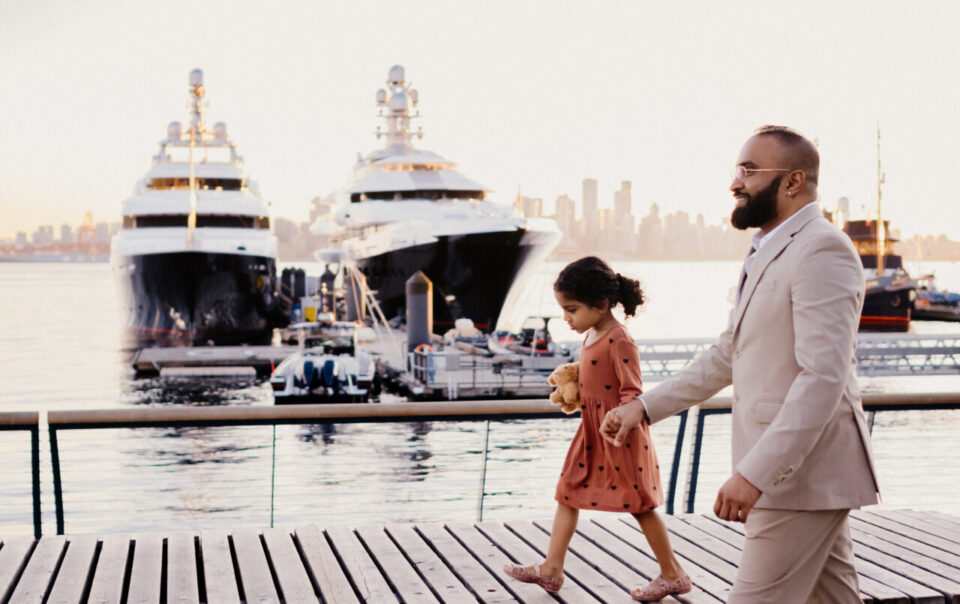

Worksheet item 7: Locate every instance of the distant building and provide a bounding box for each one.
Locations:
[60,224,74,244]
[519,195,542,218]
[554,194,576,238]
[613,180,632,221]
[582,178,598,244]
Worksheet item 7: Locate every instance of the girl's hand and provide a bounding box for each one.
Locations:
[600,399,646,446]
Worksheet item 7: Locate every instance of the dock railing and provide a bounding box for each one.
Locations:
[22,392,959,537]
[0,411,41,538]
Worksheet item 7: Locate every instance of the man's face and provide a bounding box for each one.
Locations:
[729,135,785,230]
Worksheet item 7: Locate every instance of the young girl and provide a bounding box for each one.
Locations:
[503,256,691,601]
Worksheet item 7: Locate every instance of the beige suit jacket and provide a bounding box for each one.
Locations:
[644,203,880,510]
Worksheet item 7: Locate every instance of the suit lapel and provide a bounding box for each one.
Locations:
[733,203,823,331]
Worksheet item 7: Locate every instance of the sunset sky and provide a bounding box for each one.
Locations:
[2,0,959,241]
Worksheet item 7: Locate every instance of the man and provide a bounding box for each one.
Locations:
[601,126,879,602]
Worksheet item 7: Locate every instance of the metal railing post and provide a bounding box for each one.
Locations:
[685,409,710,514]
[477,420,490,522]
[49,426,65,535]
[270,424,277,528]
[665,410,688,515]
[30,425,41,538]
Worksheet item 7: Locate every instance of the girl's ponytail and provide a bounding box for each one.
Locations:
[616,273,645,317]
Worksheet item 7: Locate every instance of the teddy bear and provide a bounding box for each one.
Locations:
[547,362,580,414]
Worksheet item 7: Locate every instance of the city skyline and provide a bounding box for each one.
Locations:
[8,172,959,264]
[3,2,960,243]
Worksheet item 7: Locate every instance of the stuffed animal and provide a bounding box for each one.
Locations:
[547,362,580,414]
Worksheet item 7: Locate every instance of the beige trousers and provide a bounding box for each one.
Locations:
[727,508,861,604]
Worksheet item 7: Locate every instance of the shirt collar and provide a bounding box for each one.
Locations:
[750,201,818,252]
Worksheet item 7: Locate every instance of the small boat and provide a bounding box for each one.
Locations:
[269,321,377,404]
[912,275,960,322]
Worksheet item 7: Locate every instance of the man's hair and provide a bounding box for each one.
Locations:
[753,125,820,185]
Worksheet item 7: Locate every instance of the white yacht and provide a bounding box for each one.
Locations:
[315,65,560,332]
[111,70,285,346]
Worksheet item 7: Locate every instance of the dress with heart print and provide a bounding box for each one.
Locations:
[555,322,663,513]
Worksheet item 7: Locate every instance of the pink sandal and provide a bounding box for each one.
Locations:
[631,573,692,601]
[502,563,564,593]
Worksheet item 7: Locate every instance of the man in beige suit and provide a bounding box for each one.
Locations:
[601,126,880,603]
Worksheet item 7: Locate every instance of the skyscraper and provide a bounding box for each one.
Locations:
[582,178,598,242]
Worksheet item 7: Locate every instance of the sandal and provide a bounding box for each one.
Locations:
[631,573,692,601]
[502,563,564,593]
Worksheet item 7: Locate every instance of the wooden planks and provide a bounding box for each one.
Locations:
[1,510,959,603]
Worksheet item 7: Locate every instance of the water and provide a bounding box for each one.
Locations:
[1,260,959,536]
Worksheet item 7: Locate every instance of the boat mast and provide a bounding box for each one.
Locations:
[187,69,206,249]
[876,123,885,276]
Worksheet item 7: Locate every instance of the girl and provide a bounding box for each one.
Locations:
[503,256,691,601]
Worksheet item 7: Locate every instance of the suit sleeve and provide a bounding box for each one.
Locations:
[642,312,735,424]
[612,334,643,405]
[736,232,864,493]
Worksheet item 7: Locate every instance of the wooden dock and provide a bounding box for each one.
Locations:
[2,510,960,603]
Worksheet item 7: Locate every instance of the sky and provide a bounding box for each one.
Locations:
[2,0,959,241]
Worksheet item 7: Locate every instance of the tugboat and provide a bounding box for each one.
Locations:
[111,70,287,346]
[834,129,915,332]
[313,65,560,333]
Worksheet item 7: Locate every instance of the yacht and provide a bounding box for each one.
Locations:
[314,65,560,333]
[111,70,286,347]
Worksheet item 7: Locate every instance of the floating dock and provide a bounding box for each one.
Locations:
[2,510,959,602]
[132,345,298,378]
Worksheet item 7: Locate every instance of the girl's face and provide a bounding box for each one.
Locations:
[555,290,608,334]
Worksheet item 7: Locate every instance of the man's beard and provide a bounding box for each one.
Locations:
[731,175,781,230]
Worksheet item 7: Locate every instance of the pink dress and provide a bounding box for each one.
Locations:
[555,323,664,512]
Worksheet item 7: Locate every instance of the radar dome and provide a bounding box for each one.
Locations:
[189,69,203,87]
[388,65,405,85]
[376,88,387,105]
[409,89,419,106]
[167,121,182,141]
[213,122,227,142]
[389,92,408,111]
[837,196,850,213]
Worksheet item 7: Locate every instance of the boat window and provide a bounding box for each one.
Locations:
[350,189,485,202]
[132,215,190,227]
[147,178,245,191]
[125,214,269,229]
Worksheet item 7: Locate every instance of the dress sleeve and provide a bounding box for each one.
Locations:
[612,331,643,405]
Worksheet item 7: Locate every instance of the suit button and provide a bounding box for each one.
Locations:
[735,349,742,359]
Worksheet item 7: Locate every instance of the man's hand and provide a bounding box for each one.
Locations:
[714,473,762,522]
[600,398,647,446]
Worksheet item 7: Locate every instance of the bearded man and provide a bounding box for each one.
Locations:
[601,126,879,603]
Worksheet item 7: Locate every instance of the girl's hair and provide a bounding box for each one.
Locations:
[554,256,645,317]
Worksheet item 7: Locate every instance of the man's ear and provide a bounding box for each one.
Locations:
[785,170,806,195]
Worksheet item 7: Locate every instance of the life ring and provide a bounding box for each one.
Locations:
[414,343,433,353]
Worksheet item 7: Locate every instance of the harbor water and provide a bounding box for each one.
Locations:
[1,261,959,535]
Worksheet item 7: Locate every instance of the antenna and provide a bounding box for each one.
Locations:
[876,122,885,276]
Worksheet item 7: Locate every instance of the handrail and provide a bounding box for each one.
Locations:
[683,392,960,513]
[47,400,564,427]
[0,411,41,538]
[24,391,960,535]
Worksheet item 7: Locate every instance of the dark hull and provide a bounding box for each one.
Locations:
[356,229,554,332]
[912,304,960,322]
[860,286,912,332]
[117,251,285,346]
